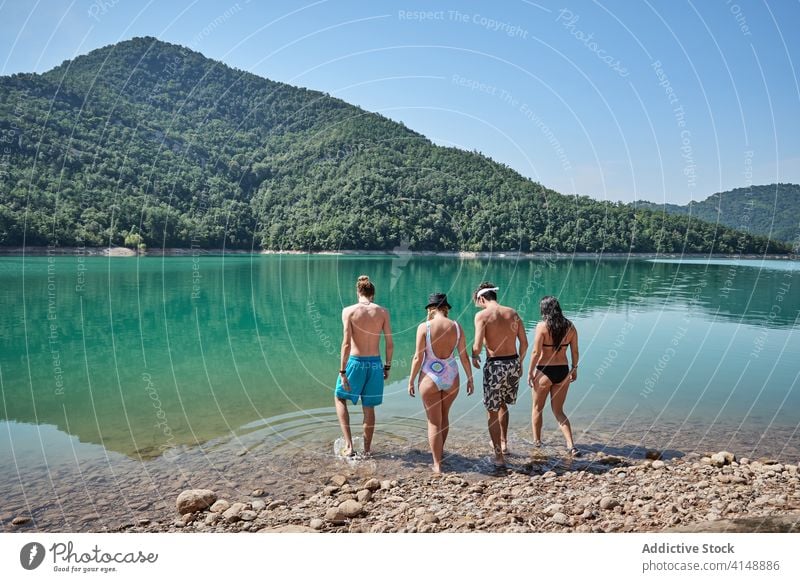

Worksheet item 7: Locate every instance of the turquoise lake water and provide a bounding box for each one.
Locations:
[1,254,798,464]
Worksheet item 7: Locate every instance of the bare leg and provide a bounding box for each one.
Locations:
[499,404,510,453]
[439,382,459,456]
[532,376,551,445]
[362,406,375,455]
[549,380,575,449]
[420,380,445,473]
[335,397,353,456]
[487,410,505,466]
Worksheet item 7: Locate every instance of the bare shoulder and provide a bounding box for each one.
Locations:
[474,309,487,322]
[342,305,356,318]
[503,306,520,319]
[568,321,578,337]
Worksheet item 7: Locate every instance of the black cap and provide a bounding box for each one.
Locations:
[425,292,452,309]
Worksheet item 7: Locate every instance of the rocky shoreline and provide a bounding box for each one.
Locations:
[41,450,794,534]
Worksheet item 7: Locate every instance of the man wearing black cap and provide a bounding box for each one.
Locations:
[472,281,528,467]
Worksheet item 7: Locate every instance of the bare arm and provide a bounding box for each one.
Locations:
[569,325,579,382]
[456,323,474,395]
[382,309,394,380]
[514,312,529,376]
[407,324,426,397]
[527,323,545,388]
[339,309,353,391]
[471,313,485,369]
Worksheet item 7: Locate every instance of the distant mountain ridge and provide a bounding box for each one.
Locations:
[0,37,789,254]
[635,183,799,245]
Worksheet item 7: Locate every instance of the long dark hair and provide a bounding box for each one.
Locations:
[540,296,571,350]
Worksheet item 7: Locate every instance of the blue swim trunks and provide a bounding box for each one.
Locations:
[335,355,384,407]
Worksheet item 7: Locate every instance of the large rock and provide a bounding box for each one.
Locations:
[357,489,372,503]
[176,489,217,515]
[338,500,364,518]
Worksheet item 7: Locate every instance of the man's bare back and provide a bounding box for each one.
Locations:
[343,302,389,356]
[474,305,524,357]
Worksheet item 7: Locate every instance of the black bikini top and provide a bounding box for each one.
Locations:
[543,325,572,351]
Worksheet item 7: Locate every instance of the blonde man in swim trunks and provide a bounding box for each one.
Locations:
[335,275,393,457]
[472,282,528,468]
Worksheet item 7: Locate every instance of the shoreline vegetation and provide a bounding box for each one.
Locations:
[0,246,796,260]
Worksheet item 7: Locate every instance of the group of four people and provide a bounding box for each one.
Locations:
[334,275,580,472]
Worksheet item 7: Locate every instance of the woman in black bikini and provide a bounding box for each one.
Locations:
[527,296,580,456]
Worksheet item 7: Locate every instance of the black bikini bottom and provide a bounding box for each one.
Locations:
[536,365,570,384]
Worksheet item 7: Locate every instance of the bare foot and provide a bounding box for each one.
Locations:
[342,443,354,457]
[432,463,442,474]
[493,449,506,467]
[501,440,510,455]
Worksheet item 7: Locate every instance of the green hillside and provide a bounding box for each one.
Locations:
[635,183,799,244]
[0,37,789,254]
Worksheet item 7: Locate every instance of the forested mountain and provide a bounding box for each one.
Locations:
[635,184,799,245]
[0,37,789,253]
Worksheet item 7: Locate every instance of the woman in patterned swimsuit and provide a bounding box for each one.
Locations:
[527,296,581,456]
[408,293,474,473]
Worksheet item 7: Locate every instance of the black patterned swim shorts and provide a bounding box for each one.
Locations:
[482,355,521,411]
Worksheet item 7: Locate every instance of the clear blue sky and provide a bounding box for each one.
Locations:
[2,0,798,204]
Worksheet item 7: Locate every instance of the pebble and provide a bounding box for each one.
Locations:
[338,500,364,519]
[210,500,231,513]
[310,518,324,530]
[356,490,372,503]
[325,507,345,523]
[551,512,569,525]
[651,460,666,469]
[222,502,247,523]
[362,479,381,491]
[544,503,564,516]
[599,497,619,510]
[330,475,348,487]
